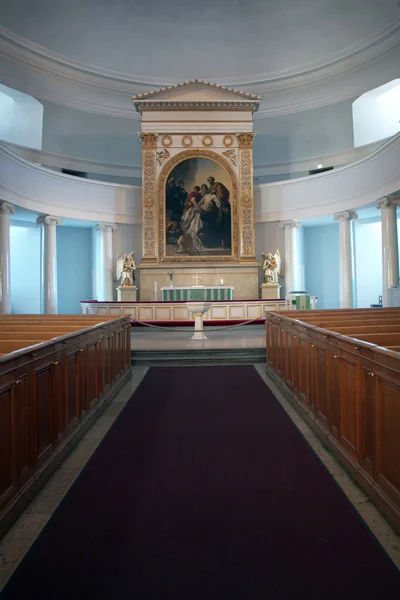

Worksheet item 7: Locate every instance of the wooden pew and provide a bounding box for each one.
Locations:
[0,315,132,540]
[265,308,400,534]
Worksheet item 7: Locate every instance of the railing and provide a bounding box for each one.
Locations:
[0,316,131,537]
[3,139,385,185]
[1,133,399,224]
[265,311,400,532]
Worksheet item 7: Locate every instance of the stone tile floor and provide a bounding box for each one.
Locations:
[0,364,399,592]
[131,324,266,350]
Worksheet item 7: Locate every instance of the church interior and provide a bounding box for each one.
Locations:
[0,0,400,597]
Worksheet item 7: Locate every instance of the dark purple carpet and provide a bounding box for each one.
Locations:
[2,366,400,599]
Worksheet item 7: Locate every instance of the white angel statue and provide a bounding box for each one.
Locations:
[261,250,281,284]
[116,252,136,287]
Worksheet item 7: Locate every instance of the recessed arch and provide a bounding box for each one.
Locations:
[352,79,400,147]
[0,83,43,149]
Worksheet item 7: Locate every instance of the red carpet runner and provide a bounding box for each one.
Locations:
[2,365,400,599]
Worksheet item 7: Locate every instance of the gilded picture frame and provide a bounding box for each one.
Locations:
[158,149,239,263]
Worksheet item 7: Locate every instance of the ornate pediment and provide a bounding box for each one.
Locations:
[133,80,261,113]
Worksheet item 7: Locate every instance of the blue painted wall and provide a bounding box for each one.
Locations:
[354,219,382,307]
[57,227,93,313]
[10,222,42,313]
[304,224,340,309]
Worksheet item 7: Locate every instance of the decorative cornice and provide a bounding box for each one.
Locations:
[132,79,261,101]
[37,215,61,226]
[333,210,358,222]
[0,25,399,119]
[278,219,301,229]
[134,101,260,113]
[95,222,119,232]
[0,201,15,215]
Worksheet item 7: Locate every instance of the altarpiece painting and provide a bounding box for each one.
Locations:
[165,157,232,258]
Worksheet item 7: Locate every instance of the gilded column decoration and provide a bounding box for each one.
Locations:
[238,145,256,260]
[138,132,158,149]
[236,132,256,149]
[142,148,158,261]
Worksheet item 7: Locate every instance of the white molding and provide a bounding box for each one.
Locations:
[0,25,399,118]
[3,141,142,179]
[1,133,399,226]
[4,138,387,182]
[254,133,400,222]
[1,23,399,87]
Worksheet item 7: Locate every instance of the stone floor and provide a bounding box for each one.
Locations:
[131,324,266,350]
[0,365,399,591]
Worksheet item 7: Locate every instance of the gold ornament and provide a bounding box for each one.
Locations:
[161,134,173,148]
[181,135,193,148]
[222,149,237,166]
[201,135,214,148]
[236,132,256,148]
[223,134,234,147]
[138,132,158,148]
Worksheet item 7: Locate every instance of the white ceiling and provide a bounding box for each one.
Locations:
[2,0,399,84]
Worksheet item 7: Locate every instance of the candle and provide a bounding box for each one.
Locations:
[154,281,158,301]
[220,279,224,286]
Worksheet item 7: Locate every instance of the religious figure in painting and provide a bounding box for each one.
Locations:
[165,157,232,257]
[262,250,281,284]
[116,252,136,286]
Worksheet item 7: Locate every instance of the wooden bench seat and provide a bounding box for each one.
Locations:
[0,340,49,352]
[328,325,400,335]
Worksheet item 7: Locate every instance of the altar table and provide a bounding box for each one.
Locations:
[161,286,233,301]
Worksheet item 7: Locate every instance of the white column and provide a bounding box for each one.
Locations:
[95,223,118,301]
[278,220,303,295]
[333,210,357,308]
[37,215,61,314]
[0,202,15,313]
[377,196,400,307]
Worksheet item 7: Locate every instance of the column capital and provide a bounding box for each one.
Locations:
[333,210,358,223]
[0,201,15,215]
[376,196,400,210]
[37,215,61,226]
[236,132,256,148]
[138,132,158,148]
[95,222,119,232]
[278,219,301,230]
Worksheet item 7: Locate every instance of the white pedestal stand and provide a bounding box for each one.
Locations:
[261,283,281,299]
[186,302,211,340]
[117,286,138,301]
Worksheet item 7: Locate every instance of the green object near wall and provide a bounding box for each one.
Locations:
[161,287,233,301]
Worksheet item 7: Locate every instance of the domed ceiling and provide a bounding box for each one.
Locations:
[1,0,399,84]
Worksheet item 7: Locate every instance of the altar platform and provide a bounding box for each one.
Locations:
[81,298,286,324]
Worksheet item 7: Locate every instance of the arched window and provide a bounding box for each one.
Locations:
[0,83,43,149]
[352,79,400,147]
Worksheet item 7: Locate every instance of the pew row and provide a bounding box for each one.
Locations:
[0,315,131,539]
[265,309,400,534]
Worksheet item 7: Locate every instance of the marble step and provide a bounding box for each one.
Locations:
[131,347,265,366]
